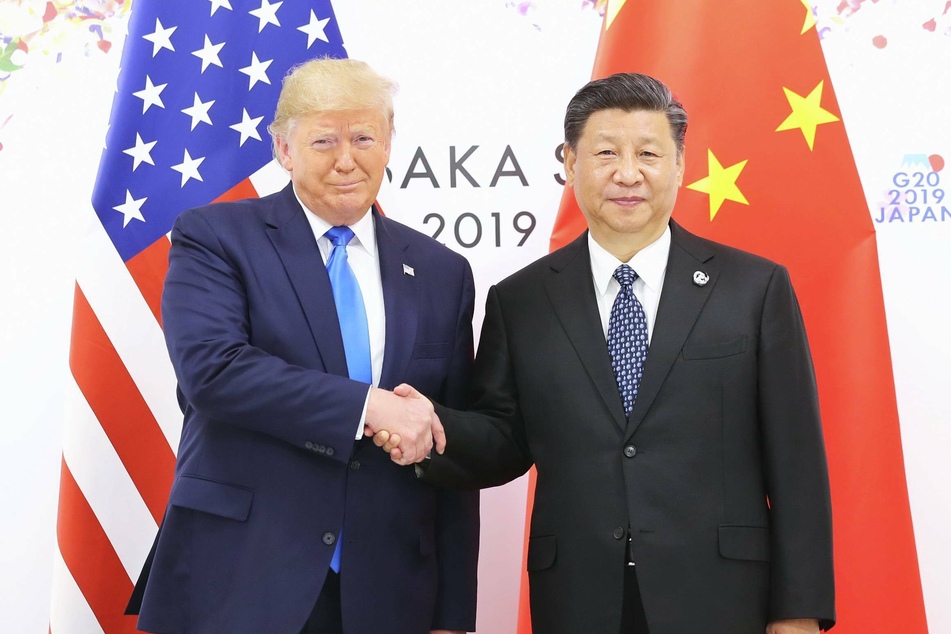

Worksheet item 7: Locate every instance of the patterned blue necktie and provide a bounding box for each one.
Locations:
[324,226,372,573]
[607,264,649,418]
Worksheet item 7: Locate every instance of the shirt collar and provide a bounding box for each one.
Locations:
[588,225,671,296]
[294,186,377,257]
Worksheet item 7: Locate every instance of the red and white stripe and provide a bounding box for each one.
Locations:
[50,161,287,633]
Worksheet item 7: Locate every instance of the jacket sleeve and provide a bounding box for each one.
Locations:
[424,284,534,490]
[161,208,367,464]
[758,265,836,629]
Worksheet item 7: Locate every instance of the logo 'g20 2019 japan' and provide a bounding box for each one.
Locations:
[875,154,947,224]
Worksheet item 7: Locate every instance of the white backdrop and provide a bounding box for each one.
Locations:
[1,1,949,631]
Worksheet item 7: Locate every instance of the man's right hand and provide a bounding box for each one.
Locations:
[365,386,444,464]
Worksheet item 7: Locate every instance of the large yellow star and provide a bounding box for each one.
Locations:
[800,0,817,34]
[686,149,749,221]
[775,80,840,150]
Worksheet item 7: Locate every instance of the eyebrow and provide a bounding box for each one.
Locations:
[592,132,662,144]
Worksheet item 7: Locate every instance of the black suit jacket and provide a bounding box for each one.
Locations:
[422,221,834,634]
[130,185,479,634]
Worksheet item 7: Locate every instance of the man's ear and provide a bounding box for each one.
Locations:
[676,147,685,186]
[563,143,576,188]
[275,135,292,171]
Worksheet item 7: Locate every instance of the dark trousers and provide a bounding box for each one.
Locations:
[301,566,646,634]
[621,565,650,633]
[300,570,343,634]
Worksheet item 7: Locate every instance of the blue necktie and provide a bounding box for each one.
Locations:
[324,226,372,573]
[607,264,649,418]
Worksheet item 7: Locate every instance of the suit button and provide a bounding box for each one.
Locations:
[326,447,334,457]
[623,445,637,458]
[613,527,626,540]
[305,442,314,450]
[350,460,361,471]
[317,445,326,453]
[322,532,336,546]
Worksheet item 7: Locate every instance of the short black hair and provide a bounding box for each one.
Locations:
[564,72,687,152]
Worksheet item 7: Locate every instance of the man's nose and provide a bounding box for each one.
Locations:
[614,154,643,186]
[334,144,356,171]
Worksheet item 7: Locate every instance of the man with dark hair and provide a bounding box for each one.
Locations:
[384,73,835,633]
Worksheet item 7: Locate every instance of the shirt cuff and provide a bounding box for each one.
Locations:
[356,386,371,440]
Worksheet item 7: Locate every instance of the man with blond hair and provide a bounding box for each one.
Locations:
[128,57,479,634]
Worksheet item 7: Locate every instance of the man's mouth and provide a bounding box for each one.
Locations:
[610,196,645,207]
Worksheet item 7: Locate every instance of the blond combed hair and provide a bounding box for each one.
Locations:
[268,57,398,142]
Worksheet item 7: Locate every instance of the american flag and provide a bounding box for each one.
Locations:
[50,1,345,631]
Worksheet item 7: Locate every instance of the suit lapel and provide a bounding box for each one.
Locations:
[624,221,718,441]
[545,233,628,433]
[265,184,349,377]
[375,212,418,390]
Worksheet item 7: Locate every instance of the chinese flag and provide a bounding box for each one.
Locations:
[532,0,928,632]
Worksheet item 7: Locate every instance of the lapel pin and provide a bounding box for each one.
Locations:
[693,271,709,286]
[403,263,415,277]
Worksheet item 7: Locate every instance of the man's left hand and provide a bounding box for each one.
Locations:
[766,619,820,634]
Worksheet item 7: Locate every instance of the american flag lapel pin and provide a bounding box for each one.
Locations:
[403,263,415,277]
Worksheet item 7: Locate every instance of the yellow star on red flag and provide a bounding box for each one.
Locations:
[799,0,817,34]
[604,0,627,30]
[775,80,840,150]
[686,149,749,220]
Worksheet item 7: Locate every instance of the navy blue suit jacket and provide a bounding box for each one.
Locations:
[132,184,479,633]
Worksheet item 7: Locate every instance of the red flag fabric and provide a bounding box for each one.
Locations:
[532,1,927,632]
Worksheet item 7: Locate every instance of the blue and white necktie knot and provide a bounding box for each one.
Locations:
[613,263,638,288]
[607,264,649,419]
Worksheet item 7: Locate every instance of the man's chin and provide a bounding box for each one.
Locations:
[308,200,374,225]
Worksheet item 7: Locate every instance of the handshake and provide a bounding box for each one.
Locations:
[364,384,444,466]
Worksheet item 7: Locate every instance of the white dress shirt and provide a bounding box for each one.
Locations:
[297,189,385,438]
[588,226,671,343]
